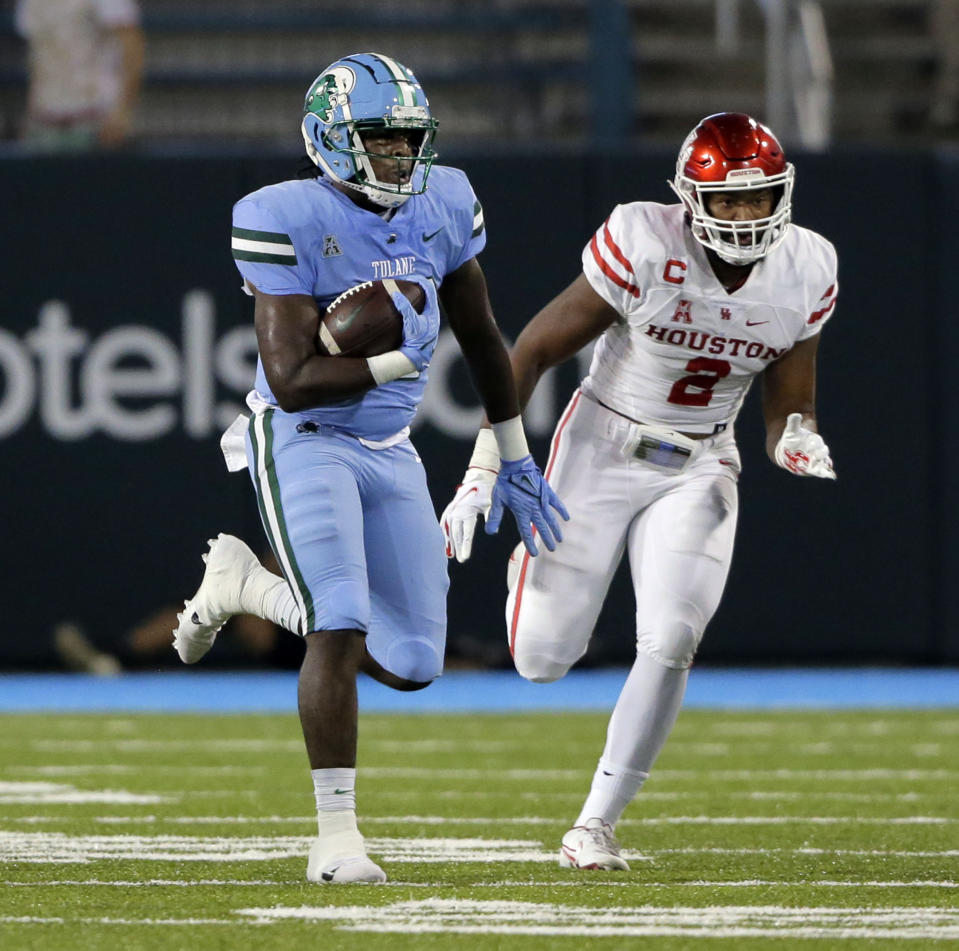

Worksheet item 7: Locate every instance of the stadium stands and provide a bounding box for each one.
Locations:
[0,2,941,149]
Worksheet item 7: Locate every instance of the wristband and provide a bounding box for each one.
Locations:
[469,427,501,473]
[491,415,530,463]
[367,350,417,385]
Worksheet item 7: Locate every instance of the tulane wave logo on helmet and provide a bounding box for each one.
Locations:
[305,67,356,124]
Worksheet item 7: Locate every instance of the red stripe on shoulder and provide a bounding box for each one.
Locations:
[602,219,634,275]
[589,229,641,299]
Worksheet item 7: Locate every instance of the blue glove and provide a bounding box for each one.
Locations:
[485,455,570,556]
[389,276,439,372]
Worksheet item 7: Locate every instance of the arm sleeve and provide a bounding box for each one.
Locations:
[581,204,642,317]
[231,198,315,296]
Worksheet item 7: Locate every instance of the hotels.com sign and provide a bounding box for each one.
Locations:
[0,291,577,442]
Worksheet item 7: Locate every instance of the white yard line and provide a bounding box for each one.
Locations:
[7,765,264,776]
[29,740,303,753]
[6,762,959,780]
[4,878,957,889]
[0,832,557,864]
[0,781,170,804]
[5,813,956,828]
[2,784,945,805]
[657,846,959,857]
[0,916,242,926]
[235,899,959,939]
[3,831,958,866]
[4,879,285,886]
[4,898,959,937]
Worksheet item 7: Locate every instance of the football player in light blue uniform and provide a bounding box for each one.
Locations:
[172,52,568,884]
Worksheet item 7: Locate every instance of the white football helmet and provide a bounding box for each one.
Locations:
[671,112,794,265]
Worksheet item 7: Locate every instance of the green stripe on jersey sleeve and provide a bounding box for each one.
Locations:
[471,201,485,239]
[231,226,297,265]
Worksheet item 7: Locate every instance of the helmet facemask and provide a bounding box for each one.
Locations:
[672,168,794,265]
[301,54,439,209]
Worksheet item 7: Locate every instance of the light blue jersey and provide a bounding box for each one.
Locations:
[231,167,486,441]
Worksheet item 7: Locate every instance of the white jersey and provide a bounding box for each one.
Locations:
[581,202,838,433]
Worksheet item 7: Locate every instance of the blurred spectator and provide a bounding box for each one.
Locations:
[14,0,145,151]
[930,0,959,132]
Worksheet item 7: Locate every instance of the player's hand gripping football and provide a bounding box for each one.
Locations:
[485,456,570,556]
[388,276,439,372]
[774,412,837,479]
[441,466,497,563]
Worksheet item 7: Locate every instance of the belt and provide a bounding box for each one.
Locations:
[582,396,701,474]
[595,398,716,441]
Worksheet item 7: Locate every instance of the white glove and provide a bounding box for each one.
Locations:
[441,466,496,562]
[774,412,836,479]
[441,428,500,562]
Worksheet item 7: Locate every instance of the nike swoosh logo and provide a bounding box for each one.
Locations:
[332,305,363,331]
[422,227,444,242]
[333,788,350,794]
[745,319,768,326]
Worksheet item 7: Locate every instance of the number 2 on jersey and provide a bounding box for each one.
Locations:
[667,357,731,406]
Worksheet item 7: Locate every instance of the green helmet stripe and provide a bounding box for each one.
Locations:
[373,52,417,108]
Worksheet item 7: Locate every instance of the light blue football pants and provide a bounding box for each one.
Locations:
[245,409,448,683]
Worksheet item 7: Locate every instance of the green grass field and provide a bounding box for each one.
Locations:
[1,707,957,949]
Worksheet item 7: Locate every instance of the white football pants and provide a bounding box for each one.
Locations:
[508,389,740,682]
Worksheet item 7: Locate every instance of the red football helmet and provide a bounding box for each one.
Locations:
[671,113,794,265]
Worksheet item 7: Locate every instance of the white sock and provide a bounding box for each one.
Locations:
[311,767,357,818]
[575,761,648,829]
[574,652,689,828]
[239,568,301,634]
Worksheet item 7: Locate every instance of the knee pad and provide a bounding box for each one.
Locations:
[382,635,443,684]
[513,653,567,684]
[636,601,704,669]
[512,635,585,684]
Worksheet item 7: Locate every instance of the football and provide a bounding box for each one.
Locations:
[316,279,423,358]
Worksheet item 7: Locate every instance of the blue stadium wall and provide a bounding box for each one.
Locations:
[2,148,957,668]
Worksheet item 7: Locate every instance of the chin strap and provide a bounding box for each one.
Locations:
[338,175,411,210]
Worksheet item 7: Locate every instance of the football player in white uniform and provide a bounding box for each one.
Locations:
[441,113,838,870]
[171,53,566,885]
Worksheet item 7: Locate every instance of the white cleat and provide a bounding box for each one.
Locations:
[307,835,387,884]
[559,817,630,871]
[172,533,260,664]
